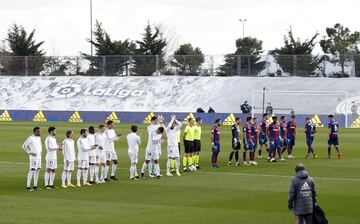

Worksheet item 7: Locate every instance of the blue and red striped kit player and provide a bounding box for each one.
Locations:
[304,117,317,159]
[251,118,259,152]
[243,117,256,165]
[267,116,280,162]
[278,116,287,161]
[286,115,297,159]
[211,119,221,168]
[327,115,342,159]
[258,113,269,158]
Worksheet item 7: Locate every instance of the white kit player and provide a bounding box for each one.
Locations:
[165,115,183,177]
[44,127,62,190]
[61,130,76,188]
[95,124,107,183]
[104,120,121,181]
[127,125,141,180]
[22,127,42,192]
[88,126,97,184]
[77,129,96,187]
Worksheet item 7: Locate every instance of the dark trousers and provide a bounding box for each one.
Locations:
[296,214,312,224]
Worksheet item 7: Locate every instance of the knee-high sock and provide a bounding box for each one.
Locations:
[250,151,254,161]
[175,158,180,172]
[129,165,133,178]
[34,169,39,187]
[77,170,82,184]
[166,159,171,174]
[89,165,95,182]
[243,151,247,162]
[229,151,234,162]
[234,151,239,162]
[49,172,55,186]
[171,160,176,169]
[154,163,160,176]
[183,157,187,168]
[277,148,282,158]
[101,166,106,180]
[62,171,67,186]
[196,154,200,165]
[82,169,88,184]
[111,164,117,177]
[327,147,331,157]
[148,161,153,175]
[67,171,72,185]
[215,152,219,163]
[94,166,99,182]
[27,170,34,188]
[258,149,262,156]
[335,146,341,154]
[44,172,50,186]
[104,165,109,179]
[141,162,148,174]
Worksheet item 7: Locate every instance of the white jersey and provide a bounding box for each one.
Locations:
[22,135,42,159]
[150,131,163,152]
[105,128,119,152]
[146,123,163,152]
[62,138,75,162]
[95,131,106,155]
[77,136,92,160]
[88,133,96,157]
[127,132,141,154]
[45,135,59,160]
[166,117,182,147]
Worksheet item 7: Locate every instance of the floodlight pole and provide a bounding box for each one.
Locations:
[90,0,93,56]
[239,19,247,38]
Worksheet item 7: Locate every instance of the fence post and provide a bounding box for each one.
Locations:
[247,55,251,76]
[293,55,297,76]
[102,56,106,76]
[236,55,241,76]
[155,55,159,75]
[323,55,326,76]
[210,55,214,76]
[24,56,29,76]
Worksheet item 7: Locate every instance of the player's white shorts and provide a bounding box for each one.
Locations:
[128,151,138,164]
[64,161,75,171]
[29,157,41,170]
[96,153,106,164]
[167,146,180,158]
[145,150,160,161]
[46,159,57,169]
[105,151,118,161]
[78,159,89,169]
[89,156,96,164]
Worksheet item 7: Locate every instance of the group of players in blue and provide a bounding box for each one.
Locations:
[227,113,342,166]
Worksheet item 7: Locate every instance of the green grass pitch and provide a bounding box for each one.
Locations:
[0,121,359,224]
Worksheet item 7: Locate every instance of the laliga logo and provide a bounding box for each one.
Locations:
[51,84,81,98]
[51,84,144,98]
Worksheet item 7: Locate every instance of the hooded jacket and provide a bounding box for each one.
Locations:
[288,170,317,215]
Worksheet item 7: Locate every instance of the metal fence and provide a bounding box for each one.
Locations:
[0,54,359,77]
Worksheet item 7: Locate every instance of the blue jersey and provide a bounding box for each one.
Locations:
[287,121,296,138]
[267,122,280,141]
[305,122,315,138]
[328,119,339,138]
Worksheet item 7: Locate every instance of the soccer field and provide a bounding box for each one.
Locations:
[0,121,359,224]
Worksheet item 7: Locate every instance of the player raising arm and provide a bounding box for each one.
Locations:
[165,115,183,176]
[22,127,42,192]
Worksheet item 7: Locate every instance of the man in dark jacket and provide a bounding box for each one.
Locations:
[288,163,317,224]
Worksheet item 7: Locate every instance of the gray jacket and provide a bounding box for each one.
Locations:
[288,170,317,215]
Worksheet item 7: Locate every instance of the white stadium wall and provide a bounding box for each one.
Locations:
[1,76,360,115]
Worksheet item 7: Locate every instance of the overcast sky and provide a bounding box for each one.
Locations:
[0,0,359,56]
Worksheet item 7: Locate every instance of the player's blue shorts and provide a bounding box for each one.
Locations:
[243,139,254,151]
[280,137,288,147]
[287,136,295,146]
[252,138,258,150]
[306,137,314,147]
[328,136,339,146]
[212,142,221,152]
[269,139,281,150]
[259,134,267,145]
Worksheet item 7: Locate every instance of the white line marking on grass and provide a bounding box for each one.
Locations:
[1,161,359,182]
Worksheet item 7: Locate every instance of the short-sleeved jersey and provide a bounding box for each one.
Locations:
[184,125,195,141]
[287,120,297,138]
[280,121,287,139]
[268,122,280,141]
[194,125,202,140]
[328,119,339,138]
[231,124,240,141]
[211,125,220,143]
[305,122,316,138]
[251,123,259,140]
[259,120,267,135]
[244,122,252,140]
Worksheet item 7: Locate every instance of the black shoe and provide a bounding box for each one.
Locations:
[50,185,55,189]
[45,185,52,190]
[135,176,139,179]
[141,173,144,178]
[156,175,161,179]
[196,166,201,169]
[26,187,33,192]
[89,181,95,184]
[104,178,109,182]
[183,169,188,172]
[110,176,118,181]
[33,186,38,191]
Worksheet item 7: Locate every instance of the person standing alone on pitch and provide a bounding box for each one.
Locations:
[211,119,221,168]
[288,163,317,224]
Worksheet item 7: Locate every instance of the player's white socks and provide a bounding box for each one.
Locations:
[67,171,72,185]
[148,161,153,175]
[100,166,106,181]
[44,172,50,186]
[77,170,82,185]
[27,170,34,188]
[104,165,109,179]
[62,171,67,186]
[175,158,180,172]
[89,165,95,182]
[154,163,160,176]
[83,169,89,184]
[94,166,99,182]
[141,162,147,174]
[49,172,55,186]
[166,159,171,174]
[111,164,117,177]
[34,169,39,187]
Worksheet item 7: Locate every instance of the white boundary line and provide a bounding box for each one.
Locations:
[1,161,359,182]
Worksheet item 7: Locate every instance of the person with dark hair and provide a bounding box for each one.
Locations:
[127,125,141,180]
[193,117,202,169]
[288,163,317,224]
[149,126,165,179]
[165,115,183,176]
[228,117,241,166]
[104,120,122,181]
[22,127,42,191]
[327,115,342,159]
[95,124,107,183]
[243,117,256,165]
[208,107,215,113]
[251,118,259,164]
[76,129,96,187]
[280,116,288,161]
[61,130,76,188]
[44,127,62,189]
[240,101,252,114]
[305,118,317,159]
[211,119,221,168]
[183,117,196,172]
[287,115,297,159]
[258,113,269,159]
[267,116,280,162]
[88,126,97,184]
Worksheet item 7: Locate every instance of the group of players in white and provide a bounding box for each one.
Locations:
[22,115,197,191]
